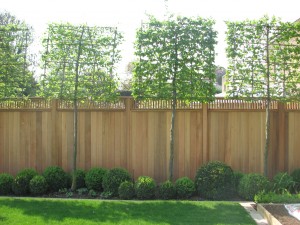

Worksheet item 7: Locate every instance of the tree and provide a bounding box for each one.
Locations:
[0,11,37,98]
[132,16,217,181]
[40,23,123,190]
[226,16,300,176]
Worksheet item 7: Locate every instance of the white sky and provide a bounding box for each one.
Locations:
[1,0,300,78]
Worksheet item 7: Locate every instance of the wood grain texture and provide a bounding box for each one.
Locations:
[0,98,299,181]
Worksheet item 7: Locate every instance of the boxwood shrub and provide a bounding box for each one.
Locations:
[85,168,107,192]
[157,180,176,200]
[238,173,270,200]
[118,181,135,199]
[29,175,48,196]
[135,176,156,200]
[72,169,86,189]
[0,173,14,195]
[12,168,38,195]
[102,168,131,197]
[43,166,68,192]
[175,177,195,199]
[195,161,234,200]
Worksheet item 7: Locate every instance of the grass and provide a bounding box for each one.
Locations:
[0,197,256,225]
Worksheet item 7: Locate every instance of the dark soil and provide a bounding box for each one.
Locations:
[262,204,300,225]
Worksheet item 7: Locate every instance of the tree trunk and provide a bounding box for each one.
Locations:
[264,26,270,177]
[71,27,85,191]
[169,98,176,181]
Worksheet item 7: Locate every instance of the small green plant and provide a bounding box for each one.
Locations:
[175,177,195,199]
[238,173,270,200]
[135,176,156,200]
[118,181,135,200]
[29,175,48,196]
[157,180,176,200]
[66,191,73,198]
[85,168,107,192]
[43,166,68,192]
[88,189,98,198]
[72,169,86,189]
[77,188,88,195]
[100,191,112,199]
[195,161,234,200]
[291,168,300,192]
[12,168,38,195]
[255,190,300,203]
[102,168,131,197]
[0,173,14,195]
[272,172,295,194]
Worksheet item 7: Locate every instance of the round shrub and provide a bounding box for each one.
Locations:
[29,175,48,196]
[85,168,107,192]
[291,168,300,192]
[272,172,294,194]
[43,166,68,192]
[135,176,156,200]
[118,181,135,199]
[0,173,14,195]
[72,169,86,189]
[102,168,131,197]
[175,177,195,199]
[233,171,245,192]
[12,168,38,195]
[195,161,234,200]
[157,180,176,200]
[238,173,270,200]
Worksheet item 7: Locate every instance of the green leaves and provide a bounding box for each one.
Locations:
[226,16,300,101]
[133,16,217,102]
[40,23,123,102]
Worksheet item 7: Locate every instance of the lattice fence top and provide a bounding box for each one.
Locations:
[57,99,125,110]
[132,99,203,110]
[208,98,278,110]
[0,98,51,110]
[132,98,280,110]
[286,102,300,110]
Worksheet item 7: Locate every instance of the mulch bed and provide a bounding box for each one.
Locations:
[261,204,300,225]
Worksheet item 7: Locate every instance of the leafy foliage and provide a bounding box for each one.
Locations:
[12,168,38,195]
[226,16,300,100]
[72,169,86,189]
[102,168,131,197]
[175,177,195,199]
[271,172,295,194]
[118,181,135,200]
[255,191,300,203]
[133,15,216,101]
[0,173,14,195]
[157,180,176,200]
[238,173,270,200]
[291,168,300,192]
[135,176,156,200]
[85,168,107,192]
[0,11,37,98]
[40,23,122,102]
[29,175,48,196]
[42,166,68,192]
[195,161,234,200]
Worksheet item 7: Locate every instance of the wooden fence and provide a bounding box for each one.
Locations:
[0,97,300,181]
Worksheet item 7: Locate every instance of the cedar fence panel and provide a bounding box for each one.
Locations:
[0,97,299,181]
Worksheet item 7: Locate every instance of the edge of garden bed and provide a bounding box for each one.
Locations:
[257,204,282,225]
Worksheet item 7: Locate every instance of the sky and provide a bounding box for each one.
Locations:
[1,0,300,79]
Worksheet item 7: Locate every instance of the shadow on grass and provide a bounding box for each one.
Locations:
[0,198,255,225]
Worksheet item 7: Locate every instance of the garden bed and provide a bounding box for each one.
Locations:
[258,204,300,225]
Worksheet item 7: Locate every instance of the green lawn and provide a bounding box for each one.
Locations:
[0,197,255,225]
